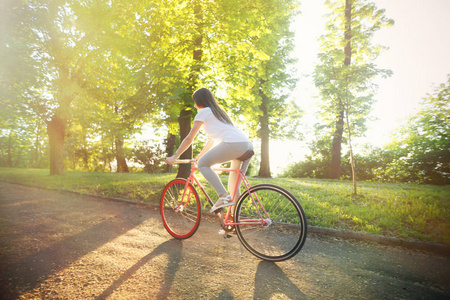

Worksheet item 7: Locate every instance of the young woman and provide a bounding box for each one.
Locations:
[166,88,253,212]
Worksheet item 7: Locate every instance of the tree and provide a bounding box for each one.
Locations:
[106,0,208,178]
[72,0,157,173]
[134,0,301,178]
[313,0,393,187]
[0,0,84,174]
[1,0,301,175]
[379,76,450,185]
[251,0,300,178]
[217,0,301,178]
[44,1,88,175]
[0,0,49,168]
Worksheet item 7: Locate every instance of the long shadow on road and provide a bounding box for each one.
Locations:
[253,261,306,299]
[1,214,148,299]
[96,239,182,300]
[0,183,149,299]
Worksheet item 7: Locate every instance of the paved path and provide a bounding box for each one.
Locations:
[0,182,449,299]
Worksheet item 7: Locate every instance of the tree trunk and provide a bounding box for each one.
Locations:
[176,0,203,178]
[115,138,129,173]
[176,109,193,179]
[14,147,23,168]
[345,111,357,195]
[258,86,271,178]
[329,0,352,180]
[33,119,41,168]
[165,133,176,173]
[7,131,12,167]
[113,103,129,173]
[47,114,66,175]
[329,111,344,179]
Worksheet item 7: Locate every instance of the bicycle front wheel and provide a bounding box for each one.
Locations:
[235,184,307,261]
[160,178,201,239]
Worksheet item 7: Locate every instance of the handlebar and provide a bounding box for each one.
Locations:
[174,159,197,164]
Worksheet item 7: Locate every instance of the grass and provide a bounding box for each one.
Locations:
[1,167,449,245]
[0,168,172,203]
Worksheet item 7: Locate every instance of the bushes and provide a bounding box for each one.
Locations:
[283,146,449,185]
[131,141,165,173]
[281,158,329,179]
[374,78,450,185]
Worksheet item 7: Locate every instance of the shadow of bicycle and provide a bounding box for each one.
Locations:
[254,261,307,299]
[96,239,183,300]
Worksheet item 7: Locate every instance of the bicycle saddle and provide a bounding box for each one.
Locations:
[237,149,254,161]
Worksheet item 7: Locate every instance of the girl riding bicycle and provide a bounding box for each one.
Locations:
[166,88,253,213]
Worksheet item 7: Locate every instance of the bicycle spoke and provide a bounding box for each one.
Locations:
[160,179,201,239]
[235,184,307,261]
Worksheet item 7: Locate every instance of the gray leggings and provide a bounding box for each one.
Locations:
[198,142,253,202]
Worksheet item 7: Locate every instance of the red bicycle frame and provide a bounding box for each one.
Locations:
[177,161,270,227]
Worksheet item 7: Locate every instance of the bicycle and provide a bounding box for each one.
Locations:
[160,151,307,262]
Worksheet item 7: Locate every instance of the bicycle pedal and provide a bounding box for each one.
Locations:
[218,230,233,238]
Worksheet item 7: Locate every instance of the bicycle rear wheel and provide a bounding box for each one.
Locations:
[234,184,307,261]
[160,178,201,239]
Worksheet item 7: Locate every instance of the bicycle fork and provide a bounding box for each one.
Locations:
[175,178,196,212]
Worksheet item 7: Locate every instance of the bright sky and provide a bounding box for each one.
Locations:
[270,0,450,175]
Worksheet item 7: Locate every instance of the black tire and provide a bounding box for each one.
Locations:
[234,184,307,261]
[160,178,201,239]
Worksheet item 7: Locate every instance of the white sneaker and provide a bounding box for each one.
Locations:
[210,195,234,213]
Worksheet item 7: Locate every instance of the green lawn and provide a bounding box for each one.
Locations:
[1,168,448,245]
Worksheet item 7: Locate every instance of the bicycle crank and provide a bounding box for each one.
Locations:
[263,218,273,227]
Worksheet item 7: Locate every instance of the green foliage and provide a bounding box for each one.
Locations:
[282,145,391,182]
[315,0,393,130]
[131,141,165,173]
[281,159,328,179]
[1,0,302,173]
[0,120,48,168]
[0,1,42,115]
[0,1,50,168]
[221,0,301,177]
[282,125,332,178]
[375,77,450,185]
[341,147,388,181]
[223,0,301,139]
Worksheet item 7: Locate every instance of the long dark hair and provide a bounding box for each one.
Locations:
[192,88,233,125]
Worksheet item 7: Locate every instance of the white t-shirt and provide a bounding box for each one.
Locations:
[194,107,250,143]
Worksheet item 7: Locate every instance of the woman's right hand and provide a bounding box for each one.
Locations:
[165,155,177,165]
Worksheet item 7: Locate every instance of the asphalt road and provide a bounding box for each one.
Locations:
[0,181,449,299]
